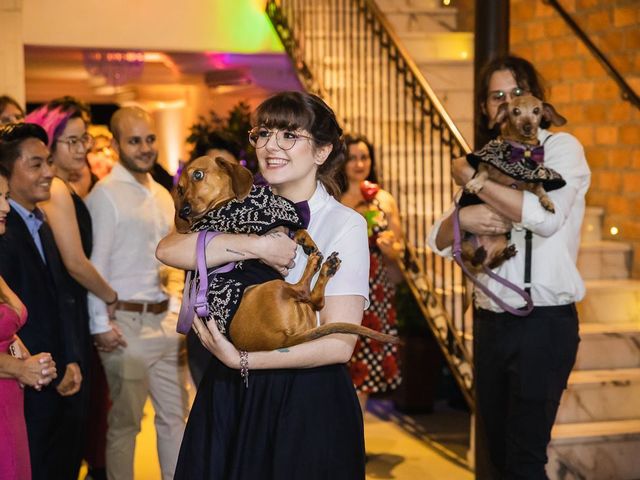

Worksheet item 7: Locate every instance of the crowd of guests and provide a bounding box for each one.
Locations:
[0,53,587,480]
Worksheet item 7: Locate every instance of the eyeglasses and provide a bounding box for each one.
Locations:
[488,87,529,104]
[248,127,314,151]
[0,113,24,125]
[57,134,95,153]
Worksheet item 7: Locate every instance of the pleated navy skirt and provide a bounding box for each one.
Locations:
[175,357,365,480]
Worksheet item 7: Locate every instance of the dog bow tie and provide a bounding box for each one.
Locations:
[295,201,310,229]
[508,144,545,165]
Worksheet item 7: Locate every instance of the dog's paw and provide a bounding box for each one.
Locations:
[540,197,556,213]
[309,251,324,273]
[504,244,518,259]
[321,251,341,277]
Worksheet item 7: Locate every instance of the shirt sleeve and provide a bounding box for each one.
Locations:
[519,133,591,237]
[427,204,456,258]
[323,211,370,308]
[86,186,118,334]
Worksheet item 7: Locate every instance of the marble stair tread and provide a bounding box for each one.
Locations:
[579,240,632,252]
[579,322,640,335]
[567,367,640,386]
[577,279,640,324]
[551,419,640,442]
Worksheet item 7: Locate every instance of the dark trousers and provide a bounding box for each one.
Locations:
[474,304,579,480]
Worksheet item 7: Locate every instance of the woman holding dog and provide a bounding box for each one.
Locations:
[338,134,403,414]
[157,91,369,479]
[428,55,590,478]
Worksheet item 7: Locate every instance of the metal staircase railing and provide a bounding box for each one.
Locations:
[266,0,475,409]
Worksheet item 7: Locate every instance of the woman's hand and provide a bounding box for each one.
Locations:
[251,229,298,276]
[18,353,57,390]
[376,230,403,261]
[459,204,512,236]
[192,316,241,369]
[452,157,476,186]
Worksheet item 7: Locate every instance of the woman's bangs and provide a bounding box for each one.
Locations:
[254,95,314,132]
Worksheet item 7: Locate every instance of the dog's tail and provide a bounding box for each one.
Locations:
[284,322,400,347]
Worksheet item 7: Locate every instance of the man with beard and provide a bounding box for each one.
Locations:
[86,107,188,480]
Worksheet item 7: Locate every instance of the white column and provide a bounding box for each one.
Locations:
[150,102,186,176]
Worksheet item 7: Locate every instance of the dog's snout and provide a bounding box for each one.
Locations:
[523,123,533,134]
[179,203,192,220]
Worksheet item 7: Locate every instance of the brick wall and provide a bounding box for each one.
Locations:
[510,0,640,277]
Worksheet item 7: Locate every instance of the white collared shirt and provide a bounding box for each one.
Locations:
[428,129,591,312]
[287,182,370,310]
[86,163,181,334]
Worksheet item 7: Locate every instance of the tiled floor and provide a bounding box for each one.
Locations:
[80,398,472,480]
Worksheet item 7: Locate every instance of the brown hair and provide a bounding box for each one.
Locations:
[253,91,346,197]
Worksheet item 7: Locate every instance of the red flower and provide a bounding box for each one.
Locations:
[382,354,398,381]
[373,284,385,302]
[362,311,382,331]
[349,361,369,387]
[369,255,379,276]
[387,308,397,327]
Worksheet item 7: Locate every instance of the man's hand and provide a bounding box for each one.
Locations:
[18,353,57,391]
[56,362,82,396]
[93,321,127,353]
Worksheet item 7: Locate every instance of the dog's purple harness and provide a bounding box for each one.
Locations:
[452,194,534,316]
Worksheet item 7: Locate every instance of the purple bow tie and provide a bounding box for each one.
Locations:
[295,201,311,229]
[508,143,545,165]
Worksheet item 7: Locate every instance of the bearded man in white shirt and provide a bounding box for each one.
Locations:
[86,106,188,480]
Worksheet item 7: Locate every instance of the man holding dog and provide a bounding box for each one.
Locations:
[86,106,188,480]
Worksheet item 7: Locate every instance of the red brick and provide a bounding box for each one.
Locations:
[597,171,623,192]
[544,18,567,37]
[595,31,626,51]
[585,147,609,168]
[620,125,639,145]
[533,42,555,62]
[618,220,640,239]
[554,38,577,58]
[622,172,640,193]
[626,30,640,49]
[614,6,638,27]
[559,104,584,123]
[595,125,618,145]
[611,53,635,75]
[608,148,634,168]
[597,81,620,101]
[632,150,640,169]
[510,25,527,45]
[572,125,595,147]
[585,190,607,207]
[587,11,611,30]
[584,58,605,77]
[607,196,633,215]
[577,0,599,8]
[583,104,607,123]
[527,22,547,41]
[551,83,573,103]
[572,82,595,101]
[535,2,554,18]
[563,59,584,79]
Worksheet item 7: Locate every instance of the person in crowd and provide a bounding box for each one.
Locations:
[0,163,58,480]
[338,134,403,414]
[69,158,99,198]
[156,91,370,480]
[26,96,118,480]
[428,55,590,479]
[0,122,84,479]
[0,96,25,126]
[86,106,188,480]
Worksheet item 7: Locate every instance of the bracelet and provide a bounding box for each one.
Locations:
[239,350,249,388]
[106,292,119,306]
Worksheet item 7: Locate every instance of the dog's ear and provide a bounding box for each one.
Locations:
[489,102,510,129]
[214,156,253,200]
[542,103,567,126]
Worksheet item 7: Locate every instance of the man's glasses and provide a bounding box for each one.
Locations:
[57,134,95,153]
[488,87,528,104]
[248,127,313,151]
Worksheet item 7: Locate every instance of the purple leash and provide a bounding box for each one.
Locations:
[176,231,236,334]
[451,196,533,317]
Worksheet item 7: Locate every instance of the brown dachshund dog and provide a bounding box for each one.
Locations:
[174,155,399,351]
[459,95,567,272]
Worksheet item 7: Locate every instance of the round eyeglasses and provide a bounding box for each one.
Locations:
[248,127,313,151]
[57,133,95,153]
[488,87,529,104]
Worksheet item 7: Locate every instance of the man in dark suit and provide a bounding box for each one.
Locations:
[0,123,84,480]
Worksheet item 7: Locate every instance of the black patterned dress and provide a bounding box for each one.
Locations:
[347,188,402,394]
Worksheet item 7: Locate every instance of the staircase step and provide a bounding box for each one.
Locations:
[578,279,640,324]
[375,0,444,10]
[575,322,640,370]
[556,368,640,424]
[548,419,640,479]
[395,32,474,62]
[577,240,632,280]
[581,206,604,243]
[385,10,458,33]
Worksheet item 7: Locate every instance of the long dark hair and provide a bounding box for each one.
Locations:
[253,91,346,197]
[476,55,547,146]
[337,134,379,195]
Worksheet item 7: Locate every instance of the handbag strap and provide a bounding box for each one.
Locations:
[176,231,235,334]
[452,195,533,316]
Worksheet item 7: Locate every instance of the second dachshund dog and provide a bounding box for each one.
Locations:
[174,155,399,352]
[459,94,567,272]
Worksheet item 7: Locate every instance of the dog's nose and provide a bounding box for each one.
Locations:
[523,123,533,134]
[179,203,192,219]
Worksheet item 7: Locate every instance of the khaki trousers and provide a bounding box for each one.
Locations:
[100,310,189,480]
